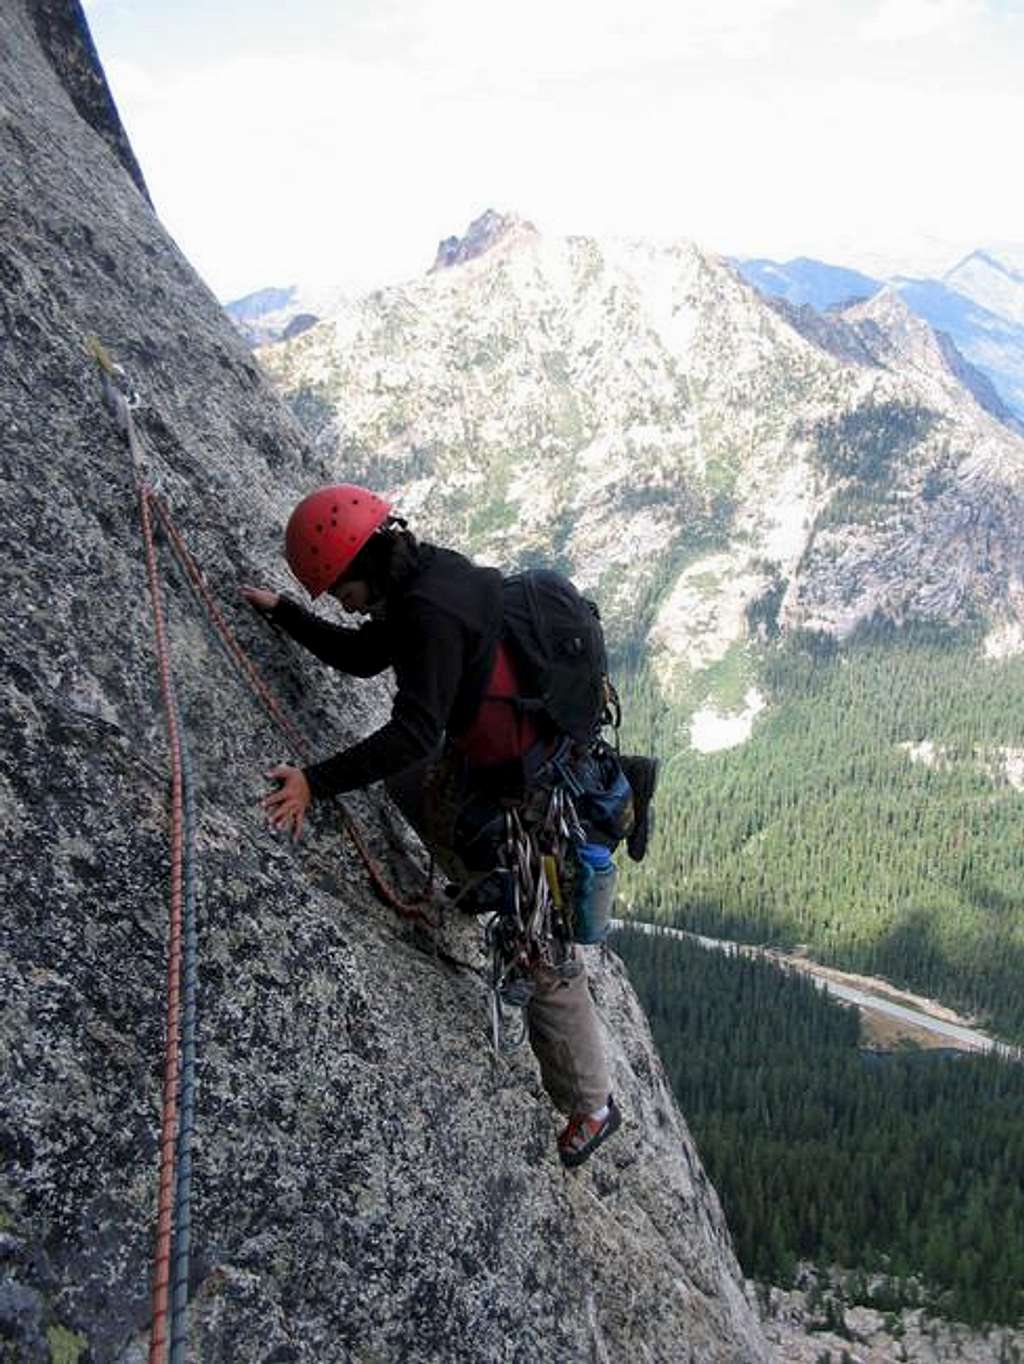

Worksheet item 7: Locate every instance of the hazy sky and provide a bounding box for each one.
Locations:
[84,0,1023,301]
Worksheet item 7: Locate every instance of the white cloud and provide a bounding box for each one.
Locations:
[118,52,460,295]
[406,0,804,87]
[861,0,986,42]
[104,58,157,103]
[91,0,1023,298]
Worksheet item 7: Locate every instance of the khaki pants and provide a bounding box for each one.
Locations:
[528,954,611,1116]
[386,757,611,1118]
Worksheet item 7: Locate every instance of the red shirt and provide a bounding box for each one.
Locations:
[452,641,542,768]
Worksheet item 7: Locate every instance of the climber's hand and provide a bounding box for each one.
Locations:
[263,764,311,841]
[241,585,280,615]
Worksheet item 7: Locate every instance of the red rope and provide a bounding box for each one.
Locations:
[148,493,436,926]
[93,357,428,1364]
[137,484,184,1364]
[90,364,182,1362]
[149,496,309,760]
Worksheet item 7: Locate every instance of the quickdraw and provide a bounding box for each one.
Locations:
[485,777,586,1055]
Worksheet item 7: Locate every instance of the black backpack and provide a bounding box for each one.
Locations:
[500,569,614,745]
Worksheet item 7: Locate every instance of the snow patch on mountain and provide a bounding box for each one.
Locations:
[736,450,820,567]
[691,689,767,753]
[984,618,1024,659]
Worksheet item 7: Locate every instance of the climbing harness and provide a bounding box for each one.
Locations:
[88,340,434,1364]
[480,730,627,1054]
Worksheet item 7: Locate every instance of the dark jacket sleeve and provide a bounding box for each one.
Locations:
[271,596,393,676]
[303,602,467,798]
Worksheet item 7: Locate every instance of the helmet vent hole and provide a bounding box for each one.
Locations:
[315,523,324,533]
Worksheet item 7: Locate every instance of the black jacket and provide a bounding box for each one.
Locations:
[271,544,503,798]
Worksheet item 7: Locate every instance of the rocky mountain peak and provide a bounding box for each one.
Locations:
[735,250,1024,424]
[429,207,539,272]
[837,285,953,375]
[835,287,1019,426]
[945,246,1024,327]
[841,282,920,333]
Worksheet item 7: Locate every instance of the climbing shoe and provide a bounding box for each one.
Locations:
[620,756,659,863]
[557,1095,622,1169]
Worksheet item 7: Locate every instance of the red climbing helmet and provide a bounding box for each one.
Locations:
[285,483,392,598]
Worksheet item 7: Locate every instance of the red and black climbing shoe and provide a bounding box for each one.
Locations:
[557,1095,622,1169]
[620,756,659,863]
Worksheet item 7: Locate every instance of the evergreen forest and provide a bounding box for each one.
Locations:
[612,924,1024,1327]
[616,617,1024,1040]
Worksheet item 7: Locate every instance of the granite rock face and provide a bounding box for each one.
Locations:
[0,3,770,1360]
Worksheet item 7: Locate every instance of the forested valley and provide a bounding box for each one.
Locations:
[612,924,1024,1327]
[616,617,1024,1040]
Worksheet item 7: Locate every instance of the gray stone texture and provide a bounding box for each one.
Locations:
[0,2,770,1360]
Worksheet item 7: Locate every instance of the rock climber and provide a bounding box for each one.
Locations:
[242,483,658,1168]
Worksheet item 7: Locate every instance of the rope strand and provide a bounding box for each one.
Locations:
[169,691,198,1364]
[93,344,437,1364]
[135,475,184,1364]
[93,363,196,1363]
[149,495,310,759]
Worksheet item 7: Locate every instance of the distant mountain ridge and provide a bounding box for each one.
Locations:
[946,247,1024,325]
[733,248,1024,424]
[228,233,1024,424]
[734,257,880,312]
[225,281,354,346]
[250,215,1024,672]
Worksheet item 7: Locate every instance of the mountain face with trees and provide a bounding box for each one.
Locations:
[256,211,1024,1040]
[256,209,1024,655]
[0,5,770,1360]
[735,246,1024,426]
[612,924,1024,1331]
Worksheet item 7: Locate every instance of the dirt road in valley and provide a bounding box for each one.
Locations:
[613,920,1022,1059]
